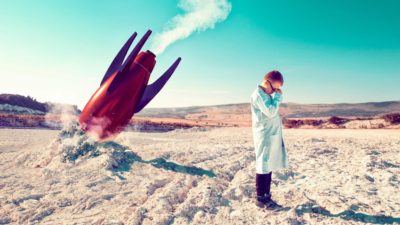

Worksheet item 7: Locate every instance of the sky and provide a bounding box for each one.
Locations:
[1,0,399,109]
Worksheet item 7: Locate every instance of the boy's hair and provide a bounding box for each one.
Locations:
[263,70,284,84]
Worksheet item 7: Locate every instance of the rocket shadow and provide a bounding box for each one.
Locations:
[101,141,216,178]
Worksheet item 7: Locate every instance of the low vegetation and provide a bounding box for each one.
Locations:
[381,113,400,125]
[328,116,350,125]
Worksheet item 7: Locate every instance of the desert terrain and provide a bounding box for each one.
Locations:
[0,127,399,224]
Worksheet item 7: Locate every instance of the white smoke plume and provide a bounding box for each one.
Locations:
[43,104,110,166]
[44,103,79,130]
[150,0,232,54]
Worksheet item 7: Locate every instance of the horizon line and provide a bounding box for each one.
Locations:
[1,93,399,111]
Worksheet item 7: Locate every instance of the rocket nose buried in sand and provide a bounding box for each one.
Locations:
[79,30,182,140]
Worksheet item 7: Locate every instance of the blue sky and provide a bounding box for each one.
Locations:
[1,0,399,109]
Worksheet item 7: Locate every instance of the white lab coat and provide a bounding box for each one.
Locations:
[250,85,288,174]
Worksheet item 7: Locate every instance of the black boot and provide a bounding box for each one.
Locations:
[263,172,282,209]
[264,197,282,210]
[255,172,282,209]
[255,172,272,208]
[256,194,271,208]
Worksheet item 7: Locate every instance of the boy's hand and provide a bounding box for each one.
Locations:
[275,89,282,94]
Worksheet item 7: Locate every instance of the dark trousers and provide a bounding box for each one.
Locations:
[256,172,272,197]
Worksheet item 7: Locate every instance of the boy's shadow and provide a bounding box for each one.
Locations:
[270,194,400,224]
[100,141,216,179]
[294,200,400,224]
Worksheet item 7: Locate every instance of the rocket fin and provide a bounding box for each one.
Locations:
[120,30,152,73]
[101,32,137,85]
[106,30,152,94]
[134,57,182,113]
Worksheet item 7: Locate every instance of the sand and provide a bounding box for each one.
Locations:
[0,128,399,224]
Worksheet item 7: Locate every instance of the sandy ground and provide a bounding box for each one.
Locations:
[0,128,399,224]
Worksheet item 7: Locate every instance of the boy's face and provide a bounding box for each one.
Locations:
[263,79,283,92]
[270,80,283,90]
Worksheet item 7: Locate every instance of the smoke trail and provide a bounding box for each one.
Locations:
[150,0,232,54]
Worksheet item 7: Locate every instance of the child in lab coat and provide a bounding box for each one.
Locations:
[250,70,288,209]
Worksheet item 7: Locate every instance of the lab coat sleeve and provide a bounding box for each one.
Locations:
[255,92,283,118]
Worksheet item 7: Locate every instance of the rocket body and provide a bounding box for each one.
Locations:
[78,30,181,140]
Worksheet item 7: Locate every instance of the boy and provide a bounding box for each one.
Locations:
[250,70,288,209]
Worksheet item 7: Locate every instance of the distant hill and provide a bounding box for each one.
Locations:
[0,94,80,115]
[1,93,399,129]
[137,101,400,119]
[279,101,400,118]
[134,101,400,128]
[2,93,398,119]
[0,94,48,114]
[0,94,80,128]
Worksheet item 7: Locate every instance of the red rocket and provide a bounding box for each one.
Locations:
[79,30,181,140]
